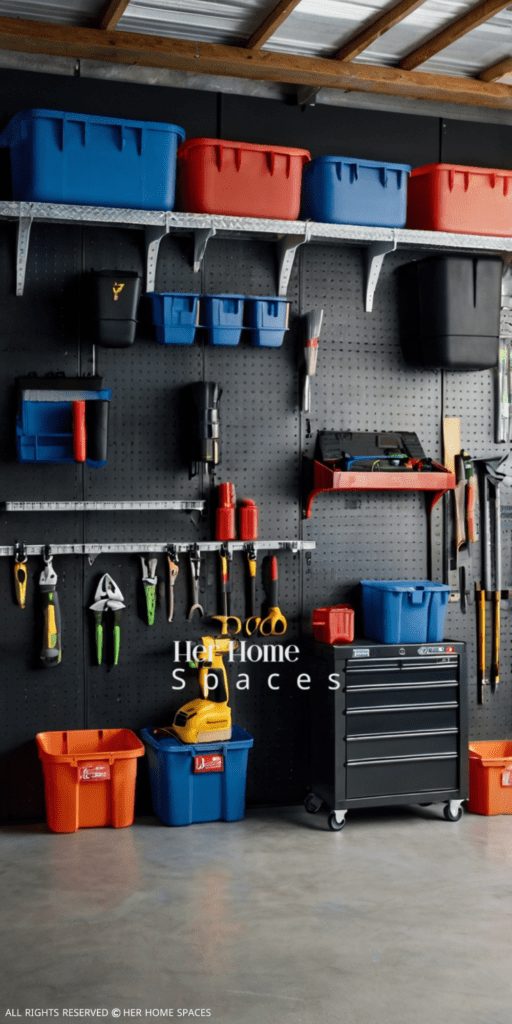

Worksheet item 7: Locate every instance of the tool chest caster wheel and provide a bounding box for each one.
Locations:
[443,801,463,822]
[304,793,322,814]
[327,811,346,832]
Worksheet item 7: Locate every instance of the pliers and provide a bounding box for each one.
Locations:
[90,573,125,666]
[141,556,158,625]
[188,544,204,619]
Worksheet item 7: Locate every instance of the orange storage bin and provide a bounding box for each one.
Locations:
[407,163,512,236]
[467,741,512,815]
[177,137,310,219]
[36,728,144,833]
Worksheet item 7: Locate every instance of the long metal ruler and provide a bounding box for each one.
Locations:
[0,540,316,557]
[2,500,205,512]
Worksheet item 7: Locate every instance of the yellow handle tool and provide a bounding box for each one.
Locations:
[14,549,28,610]
[39,551,62,668]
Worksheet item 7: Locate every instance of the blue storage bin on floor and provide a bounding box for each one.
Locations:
[302,155,411,227]
[361,580,450,644]
[0,109,185,210]
[142,725,254,826]
[202,294,245,346]
[247,297,289,348]
[147,292,200,345]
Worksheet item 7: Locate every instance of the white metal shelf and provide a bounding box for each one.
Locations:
[2,500,205,512]
[0,540,316,557]
[3,202,512,303]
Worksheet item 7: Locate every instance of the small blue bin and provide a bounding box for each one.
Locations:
[302,155,411,227]
[0,109,185,210]
[247,297,289,348]
[16,390,112,465]
[202,294,245,346]
[361,580,450,644]
[142,725,254,826]
[147,292,200,345]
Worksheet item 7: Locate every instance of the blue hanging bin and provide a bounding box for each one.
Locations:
[147,292,200,345]
[202,294,245,346]
[247,297,289,348]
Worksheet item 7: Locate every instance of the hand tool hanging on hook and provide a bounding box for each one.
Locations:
[167,545,179,623]
[140,556,158,625]
[245,544,261,636]
[89,573,125,666]
[14,541,27,609]
[212,546,241,636]
[188,544,204,620]
[482,455,512,691]
[260,555,287,636]
[39,546,62,667]
[301,308,323,414]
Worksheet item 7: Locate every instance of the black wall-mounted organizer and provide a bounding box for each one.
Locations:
[1,70,512,822]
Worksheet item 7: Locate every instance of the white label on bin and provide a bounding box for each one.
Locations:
[502,769,512,787]
[193,755,224,774]
[78,763,111,781]
[353,649,370,658]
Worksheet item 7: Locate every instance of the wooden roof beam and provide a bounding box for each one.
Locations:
[400,0,512,71]
[334,0,428,62]
[246,0,302,50]
[479,56,512,82]
[2,17,512,111]
[98,0,131,32]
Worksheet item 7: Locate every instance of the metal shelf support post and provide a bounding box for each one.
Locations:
[16,207,34,297]
[145,222,169,292]
[277,225,309,296]
[193,227,216,273]
[364,237,397,312]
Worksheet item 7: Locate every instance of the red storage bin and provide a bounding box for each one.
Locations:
[312,604,355,645]
[177,138,310,219]
[407,163,512,236]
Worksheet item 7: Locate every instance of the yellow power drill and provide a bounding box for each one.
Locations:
[171,635,236,744]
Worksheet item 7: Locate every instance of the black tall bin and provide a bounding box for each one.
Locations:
[397,255,502,371]
[90,270,142,348]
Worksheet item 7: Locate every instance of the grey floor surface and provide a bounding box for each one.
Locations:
[1,804,511,1024]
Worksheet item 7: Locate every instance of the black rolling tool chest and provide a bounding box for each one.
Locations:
[306,641,468,831]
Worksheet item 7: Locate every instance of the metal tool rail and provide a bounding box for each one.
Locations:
[0,540,316,557]
[2,500,205,512]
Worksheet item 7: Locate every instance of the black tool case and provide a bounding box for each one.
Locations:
[306,640,468,830]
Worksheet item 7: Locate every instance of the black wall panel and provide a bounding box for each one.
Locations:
[441,118,512,169]
[0,70,509,821]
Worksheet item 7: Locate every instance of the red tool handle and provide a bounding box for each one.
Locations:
[239,499,258,541]
[73,401,87,462]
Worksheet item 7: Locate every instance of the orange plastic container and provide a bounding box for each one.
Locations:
[407,163,512,236]
[36,728,144,833]
[467,741,512,815]
[177,137,310,219]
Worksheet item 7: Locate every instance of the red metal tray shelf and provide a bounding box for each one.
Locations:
[304,460,455,518]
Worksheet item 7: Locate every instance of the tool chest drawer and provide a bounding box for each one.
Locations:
[307,640,468,819]
[346,755,459,800]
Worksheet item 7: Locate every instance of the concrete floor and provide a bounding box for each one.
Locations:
[1,804,511,1024]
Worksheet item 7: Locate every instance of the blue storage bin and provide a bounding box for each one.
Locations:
[361,580,450,644]
[16,391,112,466]
[247,297,289,348]
[142,725,254,826]
[0,109,185,210]
[147,292,200,345]
[202,294,245,346]
[302,156,411,227]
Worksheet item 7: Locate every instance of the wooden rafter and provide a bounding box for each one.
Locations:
[1,17,512,110]
[246,0,302,50]
[98,0,131,31]
[334,0,427,63]
[400,0,512,71]
[479,56,512,82]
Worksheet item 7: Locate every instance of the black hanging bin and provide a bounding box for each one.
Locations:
[90,270,142,348]
[397,254,502,371]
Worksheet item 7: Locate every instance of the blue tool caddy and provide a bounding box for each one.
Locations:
[246,297,289,348]
[142,725,254,826]
[16,378,112,466]
[202,294,245,346]
[147,292,201,345]
[0,109,185,210]
[302,155,411,227]
[361,579,451,644]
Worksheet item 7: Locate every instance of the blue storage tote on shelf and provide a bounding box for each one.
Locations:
[0,109,185,210]
[302,155,411,227]
[141,725,254,826]
[202,294,245,346]
[147,292,200,345]
[361,580,450,644]
[247,297,289,348]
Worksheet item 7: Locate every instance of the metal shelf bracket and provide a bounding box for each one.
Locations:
[364,237,397,312]
[145,222,170,292]
[16,206,34,297]
[277,225,310,296]
[193,227,216,273]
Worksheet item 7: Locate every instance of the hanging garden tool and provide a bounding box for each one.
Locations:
[140,556,158,625]
[89,573,125,666]
[167,545,179,623]
[39,546,62,668]
[14,541,27,609]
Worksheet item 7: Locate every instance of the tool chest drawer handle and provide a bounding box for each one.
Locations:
[347,753,458,767]
[70,755,115,768]
[346,681,457,692]
[346,701,459,713]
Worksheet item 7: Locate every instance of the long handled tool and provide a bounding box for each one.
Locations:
[245,544,261,636]
[14,541,27,610]
[212,546,241,636]
[167,545,179,623]
[301,309,323,413]
[140,556,158,625]
[39,546,62,667]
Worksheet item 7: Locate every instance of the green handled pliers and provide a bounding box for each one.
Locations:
[140,556,158,625]
[90,573,125,666]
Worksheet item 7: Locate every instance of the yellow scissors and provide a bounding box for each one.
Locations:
[259,555,287,636]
